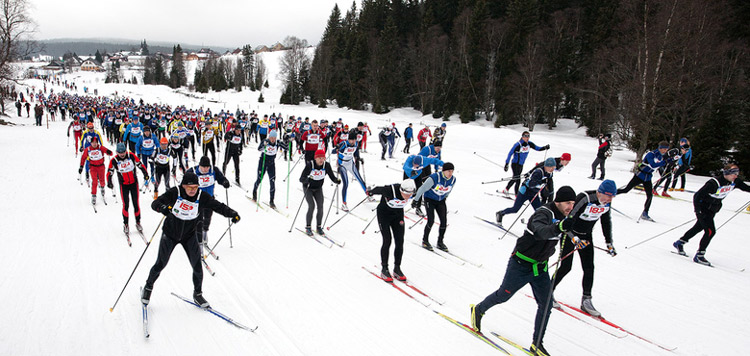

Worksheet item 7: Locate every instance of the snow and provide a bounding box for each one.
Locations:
[1,51,749,356]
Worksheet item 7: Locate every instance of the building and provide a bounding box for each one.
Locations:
[81,58,104,72]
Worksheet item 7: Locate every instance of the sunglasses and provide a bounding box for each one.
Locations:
[522,135,530,138]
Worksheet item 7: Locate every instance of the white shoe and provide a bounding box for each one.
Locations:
[341,203,349,212]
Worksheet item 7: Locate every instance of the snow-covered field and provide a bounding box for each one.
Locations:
[1,52,748,356]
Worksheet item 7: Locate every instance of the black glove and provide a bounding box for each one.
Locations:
[232,214,241,223]
[359,158,364,164]
[606,243,617,256]
[222,181,230,188]
[302,177,310,184]
[78,167,83,174]
[504,164,509,172]
[143,174,149,182]
[107,181,114,189]
[334,178,341,185]
[79,147,84,152]
[543,144,550,150]
[366,188,374,196]
[161,205,172,215]
[67,133,70,137]
[558,217,574,232]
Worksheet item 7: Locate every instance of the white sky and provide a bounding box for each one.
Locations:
[29,0,358,48]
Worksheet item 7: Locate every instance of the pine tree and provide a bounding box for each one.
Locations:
[95,50,103,64]
[141,40,150,55]
[169,45,187,88]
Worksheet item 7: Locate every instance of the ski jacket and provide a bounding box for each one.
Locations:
[418,128,432,143]
[224,131,244,154]
[337,140,361,164]
[80,145,113,167]
[513,202,566,263]
[136,134,157,156]
[257,139,280,164]
[569,190,613,243]
[596,139,611,160]
[153,186,237,242]
[505,139,545,165]
[300,161,339,190]
[403,155,443,180]
[372,183,411,215]
[301,129,324,152]
[187,166,229,197]
[107,152,147,186]
[694,176,750,214]
[415,171,456,202]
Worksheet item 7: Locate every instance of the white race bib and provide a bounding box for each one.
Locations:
[310,169,326,181]
[89,149,103,161]
[709,179,733,200]
[198,174,215,188]
[431,184,453,197]
[156,154,169,164]
[386,198,409,209]
[203,130,214,140]
[117,160,135,173]
[307,134,320,144]
[264,145,278,156]
[131,126,141,134]
[231,136,241,144]
[579,204,609,222]
[141,138,154,149]
[520,145,530,153]
[171,194,200,220]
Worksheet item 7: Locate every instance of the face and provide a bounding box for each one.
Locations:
[725,171,739,182]
[442,170,453,179]
[555,200,575,215]
[435,146,442,153]
[199,166,210,174]
[544,165,555,173]
[183,184,199,197]
[312,123,319,130]
[117,151,126,158]
[315,156,325,165]
[400,191,413,200]
[659,147,668,155]
[596,191,613,204]
[269,136,277,143]
[522,134,530,142]
[348,139,356,146]
[561,160,570,166]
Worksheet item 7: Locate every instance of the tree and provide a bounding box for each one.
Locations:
[242,45,255,90]
[94,50,103,63]
[140,39,149,55]
[0,0,37,89]
[278,36,311,104]
[169,45,186,88]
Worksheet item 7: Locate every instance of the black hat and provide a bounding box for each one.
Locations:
[348,132,358,140]
[442,162,454,171]
[433,140,443,147]
[181,172,199,185]
[199,156,211,167]
[554,186,576,202]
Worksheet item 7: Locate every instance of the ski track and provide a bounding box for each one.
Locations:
[2,65,749,355]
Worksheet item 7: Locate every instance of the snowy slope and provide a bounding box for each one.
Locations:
[1,52,749,356]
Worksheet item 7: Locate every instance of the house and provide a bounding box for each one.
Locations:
[186,52,199,61]
[232,48,243,55]
[255,45,270,53]
[81,58,104,72]
[270,43,285,51]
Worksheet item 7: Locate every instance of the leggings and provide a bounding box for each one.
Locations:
[500,190,542,215]
[505,163,524,194]
[617,175,653,213]
[423,198,447,243]
[253,161,276,202]
[378,210,405,268]
[145,232,203,293]
[553,233,595,296]
[670,165,690,190]
[339,163,367,203]
[203,141,216,167]
[680,211,716,252]
[154,167,171,193]
[119,182,141,224]
[591,157,605,178]
[305,188,324,228]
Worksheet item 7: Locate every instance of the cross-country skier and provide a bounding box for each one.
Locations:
[300,149,341,235]
[496,157,556,226]
[673,164,750,266]
[432,123,446,144]
[366,179,417,282]
[403,123,414,153]
[136,127,157,187]
[503,131,550,196]
[300,120,323,164]
[201,119,220,167]
[379,123,401,160]
[414,162,456,252]
[107,143,149,233]
[616,141,677,222]
[141,172,240,308]
[168,133,186,178]
[523,153,571,204]
[222,124,244,184]
[403,154,444,216]
[67,115,84,154]
[251,130,281,208]
[123,116,144,154]
[336,132,368,212]
[417,125,432,150]
[79,137,112,205]
[589,133,612,180]
[668,138,692,193]
[551,180,618,318]
[471,186,577,356]
[187,156,230,250]
[153,137,172,199]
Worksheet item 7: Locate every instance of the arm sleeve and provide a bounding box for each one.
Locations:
[506,143,518,164]
[694,179,717,209]
[734,179,750,193]
[370,185,389,196]
[528,209,560,241]
[414,177,435,201]
[325,162,339,181]
[529,141,540,150]
[215,168,229,186]
[152,188,177,212]
[569,193,589,218]
[204,193,238,218]
[300,162,312,182]
[601,210,613,244]
[79,149,88,167]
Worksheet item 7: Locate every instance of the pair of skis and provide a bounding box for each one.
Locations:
[294,228,345,248]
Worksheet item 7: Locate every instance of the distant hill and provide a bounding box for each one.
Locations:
[33,38,234,58]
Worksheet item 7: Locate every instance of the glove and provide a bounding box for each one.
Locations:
[366,188,374,196]
[78,167,83,174]
[543,144,551,150]
[606,243,617,256]
[67,133,70,137]
[161,205,172,215]
[79,147,84,152]
[570,235,590,249]
[143,174,149,182]
[107,181,114,189]
[302,176,310,184]
[222,181,230,188]
[334,178,341,185]
[359,158,364,164]
[232,214,241,223]
[558,217,574,232]
[504,164,509,172]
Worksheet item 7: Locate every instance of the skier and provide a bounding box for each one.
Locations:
[503,132,550,195]
[654,146,690,198]
[361,122,372,152]
[222,124,244,184]
[153,137,172,198]
[379,123,401,160]
[366,179,417,282]
[673,164,750,266]
[616,141,677,222]
[123,116,144,154]
[300,120,323,164]
[496,157,556,226]
[432,123,446,144]
[413,140,443,215]
[403,154,444,216]
[551,180,618,317]
[168,133,187,178]
[471,186,577,356]
[336,132,368,212]
[201,119,220,167]
[67,115,84,154]
[187,156,230,250]
[589,133,612,180]
[135,127,157,187]
[403,123,413,153]
[523,153,571,204]
[417,125,432,150]
[413,162,456,252]
[141,172,240,308]
[300,149,341,235]
[668,139,693,193]
[251,130,281,208]
[79,137,113,205]
[107,143,149,233]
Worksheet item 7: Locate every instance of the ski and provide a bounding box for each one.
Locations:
[125,232,132,247]
[437,249,483,268]
[245,195,268,211]
[434,311,511,354]
[410,241,465,266]
[316,230,345,248]
[473,216,520,238]
[295,228,333,248]
[361,266,430,308]
[202,258,216,276]
[230,180,249,193]
[489,331,533,355]
[555,299,676,351]
[523,294,627,338]
[262,202,289,217]
[394,276,445,305]
[92,202,97,213]
[170,292,258,332]
[140,287,150,339]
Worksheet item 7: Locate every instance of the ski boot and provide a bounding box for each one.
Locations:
[380,266,393,283]
[551,298,561,309]
[673,239,687,256]
[123,224,130,234]
[421,240,434,251]
[470,304,483,332]
[251,191,257,202]
[640,212,655,222]
[393,265,406,282]
[495,211,504,225]
[581,295,601,317]
[415,205,425,217]
[91,194,97,205]
[153,191,158,200]
[341,202,349,212]
[315,226,326,236]
[661,191,672,198]
[597,176,605,180]
[136,222,143,234]
[269,201,276,209]
[141,285,153,305]
[193,291,210,308]
[588,175,595,180]
[304,226,314,236]
[693,251,712,266]
[436,241,449,252]
[530,343,551,356]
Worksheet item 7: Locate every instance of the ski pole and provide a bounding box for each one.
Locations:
[534,235,569,350]
[327,196,368,230]
[716,200,750,232]
[286,141,291,208]
[408,215,423,229]
[206,222,236,255]
[109,215,165,312]
[255,153,267,212]
[481,176,519,184]
[361,212,378,234]
[625,218,697,249]
[288,184,310,233]
[473,152,503,168]
[500,184,545,240]
[282,155,303,182]
[226,188,233,248]
[323,177,339,227]
[733,200,750,213]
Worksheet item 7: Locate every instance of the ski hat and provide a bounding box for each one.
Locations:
[433,140,443,147]
[90,136,99,144]
[392,122,396,126]
[441,123,447,128]
[400,179,416,194]
[199,156,211,167]
[554,186,576,202]
[412,155,424,167]
[348,132,358,140]
[357,122,364,127]
[269,130,278,138]
[598,179,617,197]
[442,162,454,171]
[544,157,557,167]
[181,172,199,185]
[561,153,571,161]
[116,143,126,153]
[160,137,168,145]
[315,149,326,159]
[143,126,151,132]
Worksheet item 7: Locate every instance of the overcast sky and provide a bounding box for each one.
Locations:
[29,0,358,48]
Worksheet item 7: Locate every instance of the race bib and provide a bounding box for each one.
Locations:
[159,120,167,128]
[310,169,326,181]
[357,134,363,141]
[178,131,187,139]
[117,159,135,173]
[156,154,169,164]
[131,127,141,134]
[141,139,154,149]
[264,145,278,156]
[579,204,609,222]
[520,145,530,153]
[198,174,215,188]
[204,130,214,140]
[386,198,409,209]
[89,149,103,161]
[432,184,453,196]
[231,136,241,144]
[307,134,320,144]
[73,124,81,131]
[171,196,200,220]
[115,119,122,125]
[710,184,733,200]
